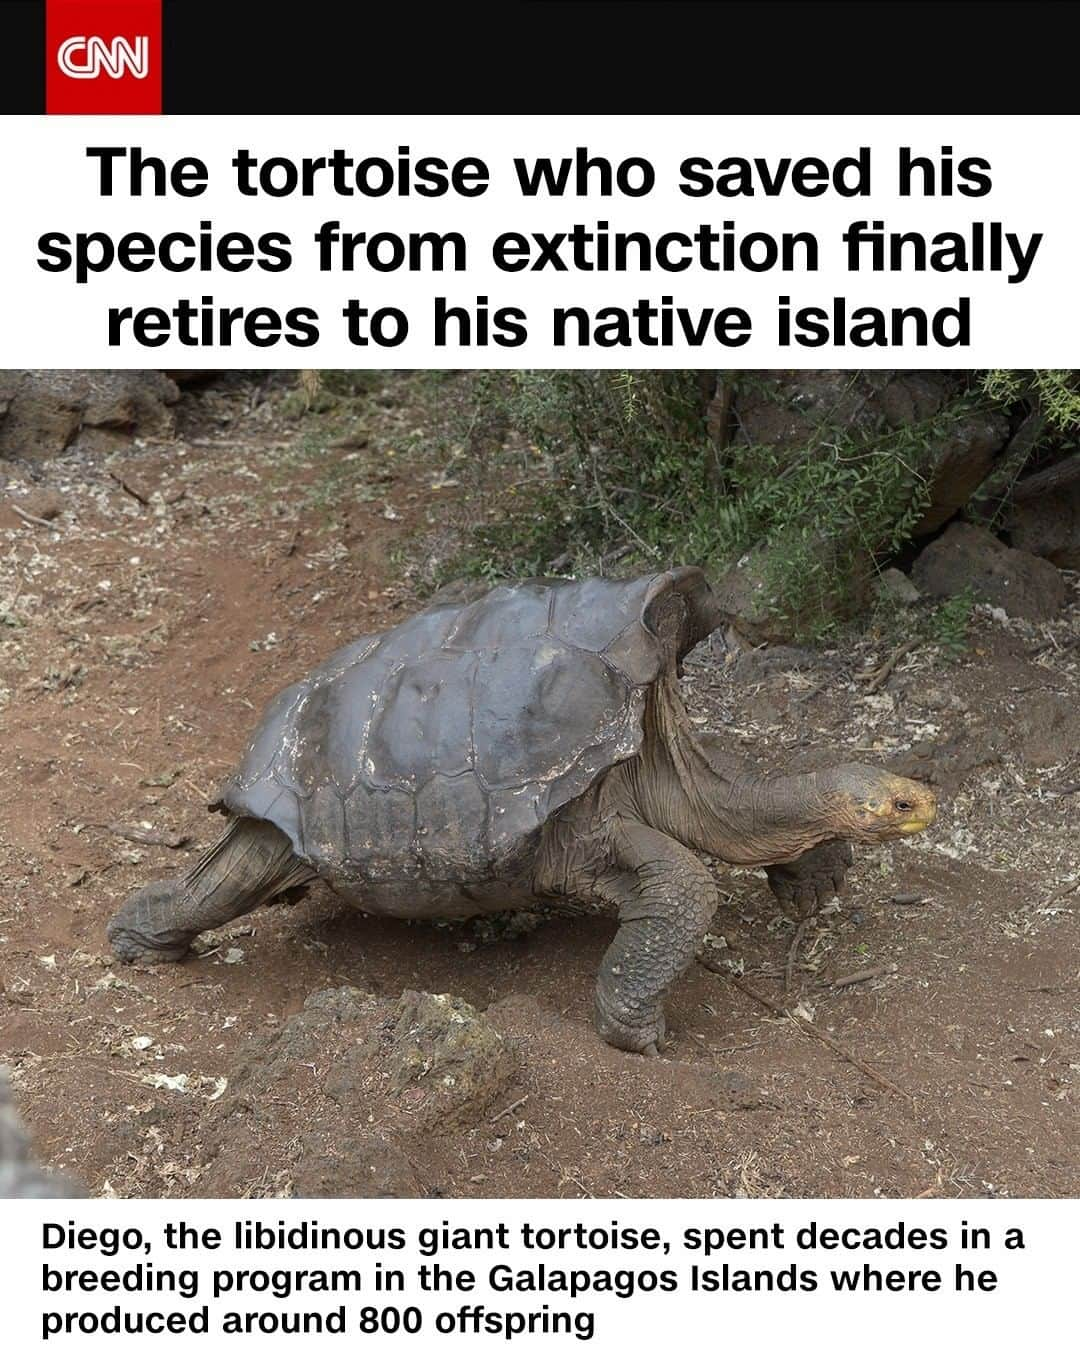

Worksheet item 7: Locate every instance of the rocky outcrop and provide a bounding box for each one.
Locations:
[199,986,518,1198]
[874,567,920,607]
[352,990,518,1127]
[912,521,1066,620]
[712,532,874,644]
[711,370,1009,536]
[915,407,1011,534]
[0,370,181,461]
[721,369,953,449]
[710,547,795,644]
[1009,456,1080,570]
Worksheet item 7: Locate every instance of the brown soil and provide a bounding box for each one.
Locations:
[1,372,1077,1200]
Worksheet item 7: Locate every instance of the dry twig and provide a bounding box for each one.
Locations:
[833,963,895,989]
[697,953,913,1101]
[108,471,151,506]
[785,917,813,991]
[490,1095,529,1124]
[82,822,190,849]
[1043,877,1080,907]
[854,639,921,694]
[10,502,58,530]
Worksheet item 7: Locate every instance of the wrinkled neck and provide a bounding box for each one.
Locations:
[633,677,835,866]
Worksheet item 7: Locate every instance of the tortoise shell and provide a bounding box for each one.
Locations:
[214,567,721,885]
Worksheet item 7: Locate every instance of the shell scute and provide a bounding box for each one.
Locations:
[363,651,477,790]
[214,569,720,885]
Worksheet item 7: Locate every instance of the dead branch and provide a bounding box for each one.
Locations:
[108,471,151,506]
[697,953,914,1101]
[81,822,191,849]
[854,639,921,694]
[785,917,813,991]
[833,963,896,989]
[490,1095,530,1124]
[10,502,58,530]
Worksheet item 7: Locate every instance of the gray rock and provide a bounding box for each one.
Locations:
[229,986,376,1098]
[912,522,1066,620]
[1010,475,1080,571]
[915,409,1010,535]
[1014,691,1080,769]
[712,549,798,645]
[0,1072,84,1198]
[301,986,375,1022]
[344,990,518,1127]
[875,568,921,606]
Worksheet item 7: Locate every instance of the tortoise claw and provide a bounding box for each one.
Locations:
[107,880,195,964]
[594,990,667,1057]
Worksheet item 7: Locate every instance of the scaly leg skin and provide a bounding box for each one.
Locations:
[107,817,314,964]
[592,822,718,1056]
[766,839,854,919]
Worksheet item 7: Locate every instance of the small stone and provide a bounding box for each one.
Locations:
[142,1072,189,1092]
[875,568,920,606]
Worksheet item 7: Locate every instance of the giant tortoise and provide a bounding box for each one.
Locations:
[108,567,936,1054]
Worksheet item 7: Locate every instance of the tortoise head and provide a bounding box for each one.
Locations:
[817,764,936,843]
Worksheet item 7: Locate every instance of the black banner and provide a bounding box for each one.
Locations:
[0,2,1075,114]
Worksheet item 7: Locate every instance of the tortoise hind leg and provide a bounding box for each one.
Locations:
[107,817,314,964]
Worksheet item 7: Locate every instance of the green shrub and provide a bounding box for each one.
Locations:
[452,371,990,638]
[434,367,1076,639]
[983,369,1080,430]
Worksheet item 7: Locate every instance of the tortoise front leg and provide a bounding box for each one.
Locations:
[592,822,718,1056]
[107,817,313,963]
[765,839,853,919]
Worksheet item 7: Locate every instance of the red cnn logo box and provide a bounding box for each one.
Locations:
[47,0,162,113]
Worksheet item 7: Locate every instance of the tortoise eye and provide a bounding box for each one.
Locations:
[895,798,914,812]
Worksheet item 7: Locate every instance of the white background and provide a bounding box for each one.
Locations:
[3,1198,1068,1347]
[1,111,1077,1344]
[0,113,1075,367]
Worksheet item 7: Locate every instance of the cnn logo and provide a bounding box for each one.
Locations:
[47,1,161,112]
[57,35,150,80]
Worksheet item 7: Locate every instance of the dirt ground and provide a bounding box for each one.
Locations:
[1,372,1077,1200]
